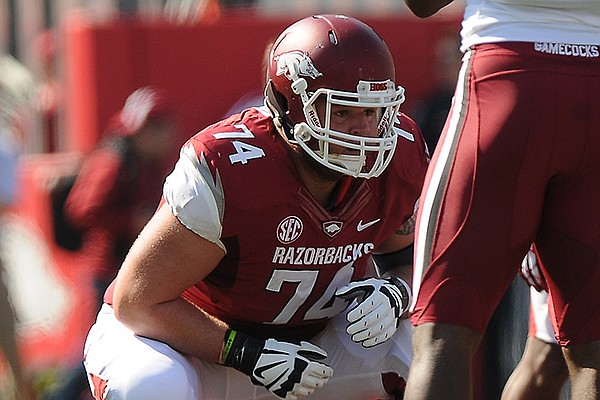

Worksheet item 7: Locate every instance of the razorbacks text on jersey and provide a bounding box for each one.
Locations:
[108,106,429,341]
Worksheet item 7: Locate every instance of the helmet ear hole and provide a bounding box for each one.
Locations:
[266,80,289,113]
[275,87,289,113]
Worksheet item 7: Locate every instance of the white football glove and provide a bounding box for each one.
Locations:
[520,245,548,292]
[335,276,411,348]
[252,339,333,399]
[221,330,332,400]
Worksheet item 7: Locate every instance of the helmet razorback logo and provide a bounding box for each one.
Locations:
[275,51,323,81]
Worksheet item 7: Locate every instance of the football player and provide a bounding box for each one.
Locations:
[403,0,600,399]
[82,14,429,400]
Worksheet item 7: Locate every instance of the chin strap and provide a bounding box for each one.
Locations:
[265,80,295,141]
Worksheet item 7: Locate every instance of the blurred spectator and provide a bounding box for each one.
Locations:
[0,55,35,152]
[0,134,29,400]
[0,56,35,400]
[409,33,461,152]
[42,86,179,400]
[165,0,221,23]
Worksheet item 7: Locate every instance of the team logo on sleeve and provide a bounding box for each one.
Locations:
[277,216,304,244]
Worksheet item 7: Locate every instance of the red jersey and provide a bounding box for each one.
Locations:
[110,107,428,341]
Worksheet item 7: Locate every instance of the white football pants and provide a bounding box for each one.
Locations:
[83,304,412,400]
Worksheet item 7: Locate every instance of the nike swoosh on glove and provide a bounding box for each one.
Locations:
[335,276,411,348]
[252,339,333,400]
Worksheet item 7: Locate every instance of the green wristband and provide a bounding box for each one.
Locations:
[220,329,237,363]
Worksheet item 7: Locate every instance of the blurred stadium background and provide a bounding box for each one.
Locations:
[0,0,564,399]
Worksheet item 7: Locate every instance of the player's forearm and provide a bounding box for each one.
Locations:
[383,264,412,286]
[114,296,228,363]
[371,247,413,319]
[404,0,454,17]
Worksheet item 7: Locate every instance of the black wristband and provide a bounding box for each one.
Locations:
[220,329,264,376]
[387,276,411,311]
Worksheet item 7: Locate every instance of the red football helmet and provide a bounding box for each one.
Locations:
[265,14,405,178]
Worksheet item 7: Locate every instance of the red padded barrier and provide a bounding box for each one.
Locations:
[62,12,461,152]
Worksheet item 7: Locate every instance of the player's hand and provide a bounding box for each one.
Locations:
[251,339,332,399]
[220,329,332,399]
[335,276,411,348]
[520,246,548,292]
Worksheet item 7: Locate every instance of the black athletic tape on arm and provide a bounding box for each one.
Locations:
[220,328,264,376]
[387,275,411,311]
[372,244,414,275]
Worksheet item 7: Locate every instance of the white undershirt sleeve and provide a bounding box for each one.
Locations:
[163,144,226,252]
